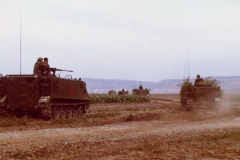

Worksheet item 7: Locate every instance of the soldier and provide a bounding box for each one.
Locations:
[139,84,143,90]
[194,74,204,85]
[44,57,48,63]
[43,57,51,75]
[44,57,50,67]
[33,57,43,74]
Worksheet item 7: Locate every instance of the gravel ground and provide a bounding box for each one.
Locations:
[1,96,240,159]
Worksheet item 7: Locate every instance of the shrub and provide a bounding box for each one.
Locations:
[178,77,193,102]
[89,94,150,104]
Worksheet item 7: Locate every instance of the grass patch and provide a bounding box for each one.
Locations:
[86,110,120,118]
[126,107,140,111]
[0,116,28,127]
[124,112,162,122]
[196,131,240,142]
[133,144,165,154]
[50,117,87,125]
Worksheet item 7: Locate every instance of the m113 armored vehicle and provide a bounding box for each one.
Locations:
[108,89,117,95]
[118,89,129,95]
[0,62,90,119]
[180,75,221,111]
[132,85,150,96]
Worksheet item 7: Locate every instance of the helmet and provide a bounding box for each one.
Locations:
[38,57,43,62]
[197,74,200,78]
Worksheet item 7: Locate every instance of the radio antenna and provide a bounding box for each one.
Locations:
[188,48,189,77]
[20,12,22,75]
[184,63,186,77]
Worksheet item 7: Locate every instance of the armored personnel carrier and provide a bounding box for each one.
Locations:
[118,89,129,95]
[0,62,90,119]
[180,76,221,111]
[132,85,150,96]
[108,89,117,95]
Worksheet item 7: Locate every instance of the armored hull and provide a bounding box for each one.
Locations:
[118,90,128,95]
[108,90,117,95]
[132,89,150,96]
[0,74,90,119]
[180,84,221,111]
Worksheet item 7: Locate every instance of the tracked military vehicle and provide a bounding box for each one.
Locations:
[108,89,117,95]
[0,62,90,119]
[180,76,221,111]
[118,89,129,95]
[132,85,150,96]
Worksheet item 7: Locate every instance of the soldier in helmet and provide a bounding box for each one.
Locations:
[33,57,43,74]
[194,74,204,86]
[33,57,51,76]
[43,57,51,75]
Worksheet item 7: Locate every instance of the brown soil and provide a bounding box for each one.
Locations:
[1,94,240,159]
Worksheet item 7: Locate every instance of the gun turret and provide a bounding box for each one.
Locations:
[50,68,73,76]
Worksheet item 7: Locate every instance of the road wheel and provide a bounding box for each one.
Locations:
[181,100,191,111]
[60,106,67,118]
[78,105,84,117]
[53,106,60,119]
[83,104,90,115]
[66,106,73,118]
[72,106,78,118]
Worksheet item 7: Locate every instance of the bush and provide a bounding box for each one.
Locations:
[89,94,150,104]
[178,77,193,102]
[203,76,220,86]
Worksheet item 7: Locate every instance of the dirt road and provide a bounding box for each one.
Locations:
[1,95,240,159]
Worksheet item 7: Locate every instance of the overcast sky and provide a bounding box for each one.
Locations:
[0,0,240,82]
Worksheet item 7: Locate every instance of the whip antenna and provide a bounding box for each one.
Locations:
[188,48,189,77]
[20,12,22,75]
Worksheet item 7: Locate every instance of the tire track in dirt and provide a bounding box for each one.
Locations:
[1,98,240,159]
[1,116,240,146]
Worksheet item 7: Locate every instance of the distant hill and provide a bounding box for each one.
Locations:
[210,76,240,94]
[82,76,240,94]
[82,78,160,94]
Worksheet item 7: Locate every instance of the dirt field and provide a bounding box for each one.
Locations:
[1,94,240,159]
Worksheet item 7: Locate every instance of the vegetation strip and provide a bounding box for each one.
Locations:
[89,94,150,104]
